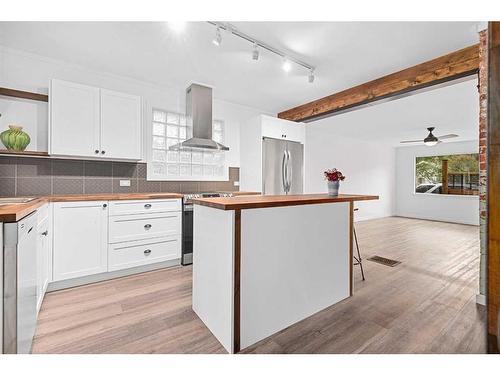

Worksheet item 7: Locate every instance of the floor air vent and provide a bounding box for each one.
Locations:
[367,255,401,267]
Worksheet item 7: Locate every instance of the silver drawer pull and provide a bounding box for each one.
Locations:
[144,249,152,255]
[144,204,152,209]
[144,224,152,229]
[41,230,48,236]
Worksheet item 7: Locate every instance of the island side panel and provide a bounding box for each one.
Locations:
[240,202,350,350]
[192,204,235,353]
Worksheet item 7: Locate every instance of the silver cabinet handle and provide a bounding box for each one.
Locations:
[94,150,99,154]
[101,150,106,154]
[103,204,107,208]
[41,230,48,236]
[144,249,151,255]
[144,204,152,209]
[144,224,152,229]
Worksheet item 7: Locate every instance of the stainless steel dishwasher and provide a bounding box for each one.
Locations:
[2,211,38,354]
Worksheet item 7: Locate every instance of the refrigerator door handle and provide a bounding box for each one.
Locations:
[287,150,292,193]
[282,150,287,193]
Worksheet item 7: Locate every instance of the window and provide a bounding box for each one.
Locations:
[415,153,479,196]
[148,108,227,181]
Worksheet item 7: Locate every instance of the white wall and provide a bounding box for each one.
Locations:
[0,46,268,169]
[305,124,396,221]
[395,140,479,225]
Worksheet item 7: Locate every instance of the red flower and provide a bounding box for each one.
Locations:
[324,168,346,182]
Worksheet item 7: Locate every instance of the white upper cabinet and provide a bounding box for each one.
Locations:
[100,89,142,160]
[50,79,142,160]
[50,79,100,158]
[261,115,305,144]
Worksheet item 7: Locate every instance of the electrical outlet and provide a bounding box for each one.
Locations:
[120,180,131,187]
[234,181,240,186]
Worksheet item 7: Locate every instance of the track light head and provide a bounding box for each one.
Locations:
[213,27,222,46]
[252,43,259,61]
[282,58,292,73]
[308,68,315,83]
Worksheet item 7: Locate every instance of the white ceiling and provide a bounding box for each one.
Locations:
[308,78,479,146]
[0,21,480,113]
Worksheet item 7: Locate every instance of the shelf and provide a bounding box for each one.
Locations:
[0,149,49,157]
[0,87,49,102]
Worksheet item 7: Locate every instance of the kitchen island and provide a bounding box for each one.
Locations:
[191,193,378,353]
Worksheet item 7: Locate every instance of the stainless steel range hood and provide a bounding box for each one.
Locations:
[169,84,229,151]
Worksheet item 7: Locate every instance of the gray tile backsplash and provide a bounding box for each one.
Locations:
[0,156,240,196]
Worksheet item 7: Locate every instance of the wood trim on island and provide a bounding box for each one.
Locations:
[278,44,479,122]
[191,194,379,211]
[233,209,241,354]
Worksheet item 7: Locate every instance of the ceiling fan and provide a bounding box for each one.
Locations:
[400,127,459,147]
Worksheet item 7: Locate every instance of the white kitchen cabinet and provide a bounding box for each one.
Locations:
[50,79,100,158]
[36,216,50,312]
[53,201,108,281]
[261,115,305,143]
[50,79,142,160]
[100,89,142,160]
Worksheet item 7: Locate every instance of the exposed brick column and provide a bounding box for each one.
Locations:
[479,29,488,299]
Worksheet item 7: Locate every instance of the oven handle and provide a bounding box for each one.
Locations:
[184,205,194,212]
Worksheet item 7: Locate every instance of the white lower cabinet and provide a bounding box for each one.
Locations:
[108,236,181,272]
[36,205,51,312]
[53,201,108,281]
[51,199,181,285]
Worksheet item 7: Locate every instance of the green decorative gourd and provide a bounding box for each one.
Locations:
[0,125,31,151]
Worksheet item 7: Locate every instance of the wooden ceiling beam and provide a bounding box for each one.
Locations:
[278,44,480,122]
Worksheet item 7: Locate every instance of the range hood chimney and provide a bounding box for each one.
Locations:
[169,84,229,151]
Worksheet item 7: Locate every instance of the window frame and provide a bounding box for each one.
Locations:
[413,151,480,199]
[147,107,229,181]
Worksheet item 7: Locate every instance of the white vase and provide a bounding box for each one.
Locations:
[327,180,340,196]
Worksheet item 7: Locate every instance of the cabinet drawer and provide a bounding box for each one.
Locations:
[108,236,181,271]
[109,199,181,216]
[109,213,181,243]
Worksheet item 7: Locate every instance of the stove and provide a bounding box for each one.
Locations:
[182,192,234,265]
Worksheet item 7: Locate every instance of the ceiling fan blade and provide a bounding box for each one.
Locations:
[400,140,423,143]
[437,134,459,140]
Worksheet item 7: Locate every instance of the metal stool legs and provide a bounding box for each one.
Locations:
[353,225,365,281]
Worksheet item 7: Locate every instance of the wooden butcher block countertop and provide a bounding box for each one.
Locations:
[0,193,183,223]
[191,193,379,210]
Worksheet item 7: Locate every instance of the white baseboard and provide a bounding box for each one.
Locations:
[47,258,181,292]
[476,293,486,306]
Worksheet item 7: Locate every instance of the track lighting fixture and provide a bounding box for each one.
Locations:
[252,43,259,61]
[308,68,315,83]
[207,22,315,83]
[282,58,292,73]
[212,27,222,46]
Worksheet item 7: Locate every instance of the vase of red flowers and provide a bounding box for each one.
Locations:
[324,168,345,196]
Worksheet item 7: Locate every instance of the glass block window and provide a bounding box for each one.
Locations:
[149,108,227,181]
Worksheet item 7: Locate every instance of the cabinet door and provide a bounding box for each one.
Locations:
[53,201,108,281]
[261,115,305,143]
[50,79,100,157]
[36,217,50,313]
[100,89,142,160]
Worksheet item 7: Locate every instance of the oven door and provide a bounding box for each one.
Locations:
[182,204,193,265]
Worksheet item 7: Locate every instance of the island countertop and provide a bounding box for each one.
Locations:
[191,193,379,210]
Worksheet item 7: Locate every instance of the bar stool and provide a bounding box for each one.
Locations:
[353,208,365,281]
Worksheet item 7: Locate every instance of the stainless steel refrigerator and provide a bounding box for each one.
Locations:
[262,137,304,195]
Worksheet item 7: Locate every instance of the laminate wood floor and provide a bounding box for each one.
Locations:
[32,217,486,354]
